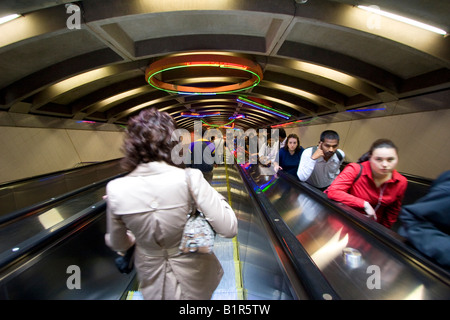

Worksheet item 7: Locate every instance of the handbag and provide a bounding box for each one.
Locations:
[115,244,135,274]
[179,169,215,254]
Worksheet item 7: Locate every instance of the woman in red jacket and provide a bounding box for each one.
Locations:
[325,139,408,229]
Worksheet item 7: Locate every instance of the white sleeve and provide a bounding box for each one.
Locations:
[258,143,267,158]
[297,148,316,181]
[268,141,279,163]
[338,149,345,164]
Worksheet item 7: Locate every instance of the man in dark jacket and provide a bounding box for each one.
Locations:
[187,135,215,184]
[399,170,450,270]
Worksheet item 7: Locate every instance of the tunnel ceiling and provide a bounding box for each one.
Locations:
[0,0,449,131]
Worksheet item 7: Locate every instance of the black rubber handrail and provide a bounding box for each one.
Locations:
[0,200,106,273]
[0,158,122,188]
[401,172,434,185]
[0,172,127,226]
[237,164,341,300]
[278,170,450,286]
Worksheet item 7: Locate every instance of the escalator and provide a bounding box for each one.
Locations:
[0,164,301,300]
[1,163,447,300]
[0,159,135,299]
[240,163,450,299]
[0,183,135,299]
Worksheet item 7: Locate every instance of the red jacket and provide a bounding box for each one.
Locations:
[325,161,408,228]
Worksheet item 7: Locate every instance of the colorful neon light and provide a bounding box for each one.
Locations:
[181,112,221,118]
[76,120,96,124]
[184,61,249,70]
[223,123,235,129]
[237,96,291,119]
[200,119,235,128]
[260,177,278,192]
[271,120,302,128]
[270,117,319,128]
[346,108,386,112]
[229,114,246,120]
[145,54,263,95]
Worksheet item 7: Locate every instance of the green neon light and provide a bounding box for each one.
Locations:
[200,119,235,128]
[238,96,292,117]
[261,180,276,192]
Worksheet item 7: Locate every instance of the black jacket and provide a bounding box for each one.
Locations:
[187,140,215,172]
[399,171,450,270]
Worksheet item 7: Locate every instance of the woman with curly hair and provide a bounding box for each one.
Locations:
[105,108,237,299]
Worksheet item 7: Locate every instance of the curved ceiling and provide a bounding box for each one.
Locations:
[0,0,449,131]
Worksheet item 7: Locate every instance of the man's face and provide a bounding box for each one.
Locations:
[320,138,339,159]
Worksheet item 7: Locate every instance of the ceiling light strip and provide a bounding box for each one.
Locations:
[0,14,21,25]
[358,5,447,35]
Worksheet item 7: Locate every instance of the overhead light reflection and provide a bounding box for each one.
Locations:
[403,284,425,300]
[38,208,65,229]
[311,227,349,269]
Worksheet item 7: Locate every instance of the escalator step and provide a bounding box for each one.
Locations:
[126,290,144,300]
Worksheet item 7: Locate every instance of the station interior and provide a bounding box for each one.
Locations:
[0,0,449,300]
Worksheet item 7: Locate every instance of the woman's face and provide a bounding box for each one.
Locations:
[369,147,398,176]
[287,137,298,151]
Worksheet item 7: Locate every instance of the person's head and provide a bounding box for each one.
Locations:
[367,139,399,177]
[121,108,179,171]
[279,128,287,142]
[284,133,301,153]
[320,130,340,143]
[319,130,340,159]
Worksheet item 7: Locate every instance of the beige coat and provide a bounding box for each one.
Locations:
[105,161,237,300]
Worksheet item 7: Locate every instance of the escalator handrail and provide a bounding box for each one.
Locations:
[0,158,123,188]
[0,199,106,274]
[0,172,127,226]
[237,164,341,300]
[278,170,450,286]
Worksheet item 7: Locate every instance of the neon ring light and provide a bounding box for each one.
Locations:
[145,54,263,95]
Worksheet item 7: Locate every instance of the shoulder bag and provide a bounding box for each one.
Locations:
[179,169,215,254]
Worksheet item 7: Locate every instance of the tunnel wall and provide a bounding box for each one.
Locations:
[0,126,124,183]
[1,107,449,183]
